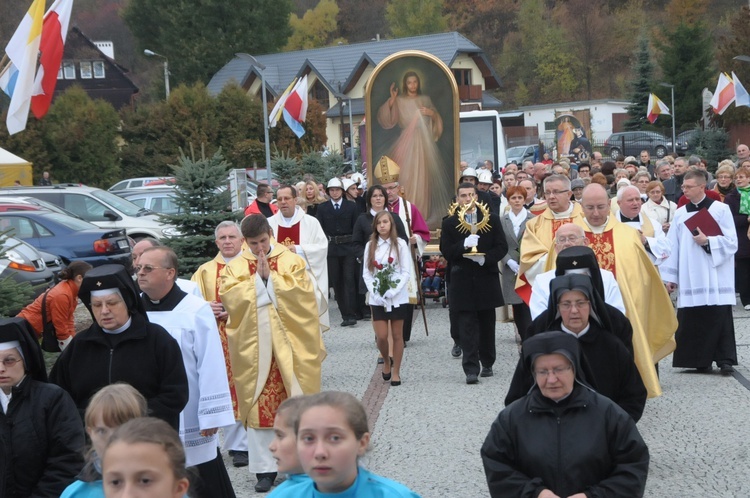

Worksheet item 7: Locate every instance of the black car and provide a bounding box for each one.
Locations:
[603,131,676,160]
[0,211,132,267]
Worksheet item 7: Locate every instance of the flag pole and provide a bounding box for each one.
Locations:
[669,86,676,154]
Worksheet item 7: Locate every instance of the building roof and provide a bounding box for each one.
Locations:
[207,32,501,98]
[515,99,631,112]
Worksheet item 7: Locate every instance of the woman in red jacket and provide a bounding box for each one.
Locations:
[17,261,92,351]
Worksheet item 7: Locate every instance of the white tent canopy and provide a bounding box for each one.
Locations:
[0,146,33,186]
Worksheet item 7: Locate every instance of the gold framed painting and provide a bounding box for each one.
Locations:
[365,50,459,229]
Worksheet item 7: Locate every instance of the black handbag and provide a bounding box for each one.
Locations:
[40,289,61,353]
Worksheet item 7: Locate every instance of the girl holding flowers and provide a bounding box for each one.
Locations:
[363,211,413,386]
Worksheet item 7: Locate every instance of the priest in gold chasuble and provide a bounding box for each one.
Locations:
[220,214,325,480]
[576,184,677,398]
[516,174,586,302]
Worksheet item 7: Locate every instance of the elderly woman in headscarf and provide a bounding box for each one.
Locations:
[482,331,650,498]
[49,264,188,431]
[0,317,84,497]
[505,273,646,422]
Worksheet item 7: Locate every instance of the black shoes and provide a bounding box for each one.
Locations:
[255,473,276,492]
[391,379,402,386]
[341,319,357,327]
[720,363,734,376]
[466,373,479,384]
[228,450,248,467]
[480,367,494,377]
[451,343,462,358]
[696,366,712,373]
[382,357,394,381]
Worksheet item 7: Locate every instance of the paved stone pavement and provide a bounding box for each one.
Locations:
[225,298,750,497]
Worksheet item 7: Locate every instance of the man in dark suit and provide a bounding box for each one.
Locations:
[317,178,359,326]
[440,183,508,384]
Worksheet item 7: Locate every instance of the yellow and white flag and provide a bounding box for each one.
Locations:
[646,93,670,124]
[4,0,45,135]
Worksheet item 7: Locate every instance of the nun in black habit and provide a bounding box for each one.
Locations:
[528,245,634,356]
[49,264,188,431]
[505,273,647,422]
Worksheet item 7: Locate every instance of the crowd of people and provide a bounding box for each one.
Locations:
[2,142,749,497]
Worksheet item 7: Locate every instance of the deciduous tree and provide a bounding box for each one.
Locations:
[286,0,341,50]
[386,0,448,38]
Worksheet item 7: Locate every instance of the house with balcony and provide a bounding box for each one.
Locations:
[207,32,502,156]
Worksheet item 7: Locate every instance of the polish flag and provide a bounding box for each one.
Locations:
[282,75,309,138]
[31,0,75,119]
[709,73,735,115]
[646,93,670,124]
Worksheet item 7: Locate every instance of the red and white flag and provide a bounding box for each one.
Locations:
[710,73,735,115]
[282,75,309,138]
[31,0,74,119]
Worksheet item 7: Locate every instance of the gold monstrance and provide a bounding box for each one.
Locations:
[456,198,491,257]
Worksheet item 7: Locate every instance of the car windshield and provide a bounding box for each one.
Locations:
[90,189,146,216]
[40,212,99,230]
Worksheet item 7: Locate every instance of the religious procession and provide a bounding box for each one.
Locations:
[3,1,750,496]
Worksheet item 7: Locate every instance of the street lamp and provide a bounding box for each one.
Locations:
[143,49,170,99]
[236,53,271,179]
[340,97,356,167]
[659,82,676,154]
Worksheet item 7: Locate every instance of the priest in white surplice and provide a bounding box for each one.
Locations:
[661,170,739,375]
[138,246,236,497]
[268,184,330,332]
[615,186,671,266]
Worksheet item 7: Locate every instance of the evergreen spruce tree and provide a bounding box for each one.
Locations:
[160,146,241,276]
[656,22,713,129]
[623,36,654,131]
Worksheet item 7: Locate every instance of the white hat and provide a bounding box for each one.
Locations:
[616,178,631,188]
[460,167,478,180]
[350,172,364,185]
[326,178,344,190]
[342,179,355,192]
[477,170,493,184]
[0,340,23,362]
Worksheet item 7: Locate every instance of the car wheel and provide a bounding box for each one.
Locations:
[655,146,667,158]
[609,147,621,160]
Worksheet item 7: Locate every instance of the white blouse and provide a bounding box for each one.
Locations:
[362,237,413,311]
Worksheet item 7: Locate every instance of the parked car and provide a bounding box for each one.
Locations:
[0,210,132,267]
[603,131,676,160]
[0,234,55,302]
[108,177,176,192]
[246,169,279,188]
[0,185,176,240]
[505,145,539,165]
[0,195,84,218]
[118,188,182,215]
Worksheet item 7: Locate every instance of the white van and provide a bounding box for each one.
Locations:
[459,110,508,172]
[0,185,175,240]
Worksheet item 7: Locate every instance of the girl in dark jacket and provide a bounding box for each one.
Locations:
[0,317,85,497]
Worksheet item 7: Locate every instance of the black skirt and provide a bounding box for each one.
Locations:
[371,303,409,321]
